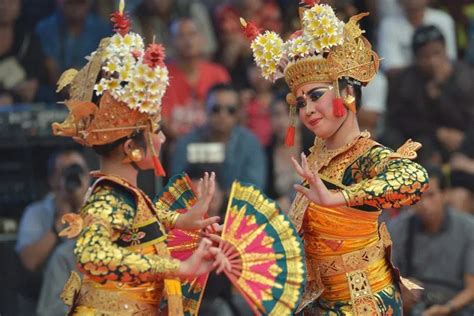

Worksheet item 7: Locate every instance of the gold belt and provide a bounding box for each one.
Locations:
[306,222,393,280]
[77,282,160,315]
[314,239,386,277]
[304,223,395,315]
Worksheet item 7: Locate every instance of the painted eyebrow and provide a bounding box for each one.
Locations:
[296,87,327,101]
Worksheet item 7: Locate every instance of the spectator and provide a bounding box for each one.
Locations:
[447,126,474,214]
[35,0,110,86]
[93,0,141,22]
[171,84,267,192]
[36,239,78,316]
[132,0,217,58]
[265,95,301,212]
[18,0,56,31]
[359,72,388,137]
[376,0,403,19]
[15,149,89,315]
[432,0,472,56]
[385,25,474,160]
[448,154,474,214]
[214,0,282,88]
[388,166,474,315]
[0,0,51,104]
[467,18,474,66]
[378,0,456,74]
[162,17,230,140]
[241,62,274,147]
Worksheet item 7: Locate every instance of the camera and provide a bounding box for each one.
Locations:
[62,163,86,194]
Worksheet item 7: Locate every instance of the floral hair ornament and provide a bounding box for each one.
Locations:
[242,0,380,146]
[52,0,168,176]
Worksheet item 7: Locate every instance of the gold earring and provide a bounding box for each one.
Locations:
[130,149,143,162]
[343,95,356,113]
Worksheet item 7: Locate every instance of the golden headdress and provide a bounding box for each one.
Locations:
[242,0,379,145]
[52,0,168,175]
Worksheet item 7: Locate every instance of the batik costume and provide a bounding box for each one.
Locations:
[51,1,187,314]
[242,1,429,315]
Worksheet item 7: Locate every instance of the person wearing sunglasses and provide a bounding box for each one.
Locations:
[243,2,429,315]
[171,83,267,192]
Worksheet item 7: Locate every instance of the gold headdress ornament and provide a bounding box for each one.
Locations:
[241,0,380,146]
[52,0,167,176]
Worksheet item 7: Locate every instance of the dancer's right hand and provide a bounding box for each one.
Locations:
[176,238,230,278]
[291,152,346,207]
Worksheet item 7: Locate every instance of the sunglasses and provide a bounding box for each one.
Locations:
[211,104,238,115]
[296,87,331,109]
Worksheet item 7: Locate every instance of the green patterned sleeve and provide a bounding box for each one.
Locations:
[341,146,429,209]
[75,185,180,283]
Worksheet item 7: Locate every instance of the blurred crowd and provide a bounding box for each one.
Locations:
[0,0,473,315]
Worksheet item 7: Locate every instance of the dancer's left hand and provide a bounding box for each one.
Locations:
[291,153,346,207]
[175,172,220,230]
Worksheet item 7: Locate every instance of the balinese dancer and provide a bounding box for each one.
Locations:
[242,1,429,315]
[51,1,229,315]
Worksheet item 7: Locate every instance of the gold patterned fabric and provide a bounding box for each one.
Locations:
[64,173,182,315]
[289,135,428,315]
[303,204,393,302]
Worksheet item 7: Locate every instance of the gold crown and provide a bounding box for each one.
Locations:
[52,1,167,147]
[284,56,332,93]
[284,29,379,93]
[52,92,159,146]
[243,2,380,94]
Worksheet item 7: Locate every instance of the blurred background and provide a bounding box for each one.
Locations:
[0,0,472,315]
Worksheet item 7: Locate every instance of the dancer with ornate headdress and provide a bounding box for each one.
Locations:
[51,1,231,315]
[243,1,429,315]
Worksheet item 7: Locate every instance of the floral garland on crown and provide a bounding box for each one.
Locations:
[242,2,345,81]
[93,5,169,115]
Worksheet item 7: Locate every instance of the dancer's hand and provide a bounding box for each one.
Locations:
[177,238,214,278]
[176,238,231,278]
[204,223,223,235]
[175,172,220,230]
[291,153,346,206]
[204,233,237,275]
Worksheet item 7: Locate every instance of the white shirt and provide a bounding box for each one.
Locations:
[377,0,403,19]
[378,8,457,71]
[362,72,388,114]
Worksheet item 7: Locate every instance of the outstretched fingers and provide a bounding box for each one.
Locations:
[291,155,306,179]
[203,172,215,206]
[300,153,317,185]
[292,153,317,185]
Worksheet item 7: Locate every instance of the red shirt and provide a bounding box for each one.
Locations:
[215,2,283,38]
[245,97,272,146]
[162,61,230,137]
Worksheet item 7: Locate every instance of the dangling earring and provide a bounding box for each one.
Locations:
[285,93,297,147]
[344,95,357,113]
[332,80,346,117]
[130,149,143,162]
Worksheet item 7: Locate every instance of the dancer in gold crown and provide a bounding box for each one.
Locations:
[52,1,229,315]
[242,0,429,314]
